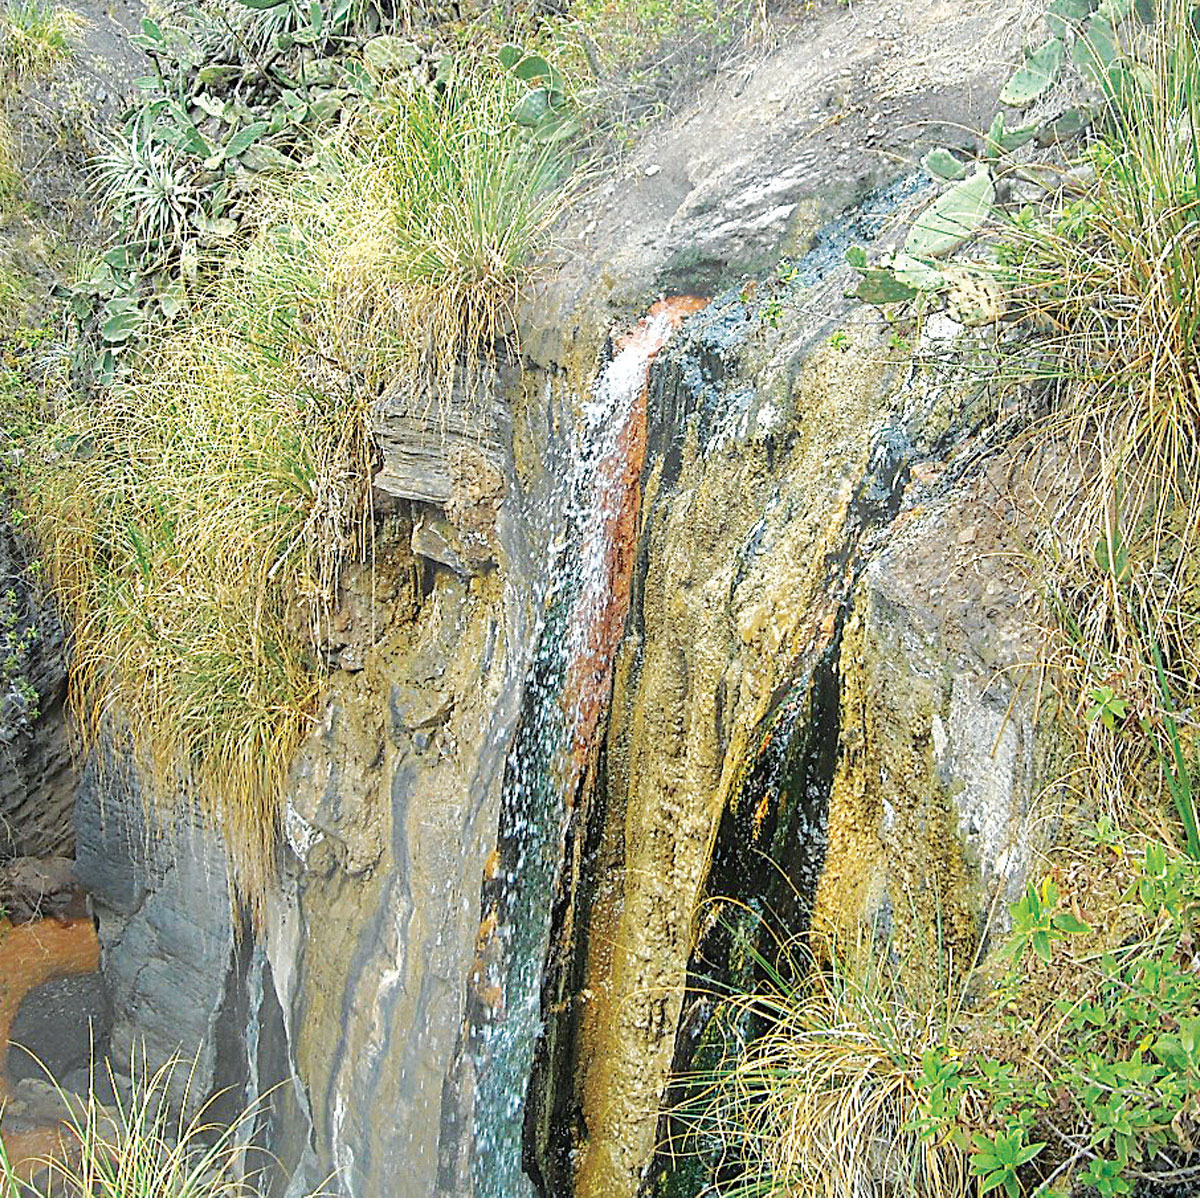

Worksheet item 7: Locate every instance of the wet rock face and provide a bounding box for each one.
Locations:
[511,0,1066,1188]
[271,373,567,1196]
[543,286,898,1195]
[0,856,83,924]
[0,519,74,862]
[531,310,1057,1193]
[815,443,1068,958]
[6,972,110,1083]
[74,763,298,1158]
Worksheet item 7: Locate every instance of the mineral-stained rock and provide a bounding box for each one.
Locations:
[258,360,569,1196]
[555,291,900,1196]
[532,304,1062,1196]
[278,558,539,1196]
[813,442,1069,959]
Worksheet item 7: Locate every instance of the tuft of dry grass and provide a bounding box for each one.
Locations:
[0,109,15,203]
[675,932,973,1197]
[996,0,1200,839]
[0,0,82,85]
[25,57,570,917]
[337,60,570,408]
[0,1047,271,1198]
[29,228,379,916]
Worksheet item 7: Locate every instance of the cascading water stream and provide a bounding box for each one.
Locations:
[470,298,706,1196]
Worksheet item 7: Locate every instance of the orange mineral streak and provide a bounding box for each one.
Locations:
[563,296,709,786]
[0,917,99,1100]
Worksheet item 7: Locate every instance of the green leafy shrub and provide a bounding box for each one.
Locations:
[86,3,370,318]
[691,838,1200,1197]
[938,840,1200,1195]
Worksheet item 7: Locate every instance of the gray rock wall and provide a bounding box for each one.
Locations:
[0,517,74,861]
[265,355,573,1195]
[75,756,304,1183]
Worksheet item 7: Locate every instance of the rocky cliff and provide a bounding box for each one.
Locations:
[6,0,1080,1193]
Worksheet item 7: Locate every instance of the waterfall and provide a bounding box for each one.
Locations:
[470,298,707,1196]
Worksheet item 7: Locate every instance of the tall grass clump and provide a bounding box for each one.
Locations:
[0,0,82,83]
[1005,0,1200,827]
[676,934,972,1197]
[353,61,569,403]
[0,110,15,203]
[0,1048,270,1197]
[27,58,570,915]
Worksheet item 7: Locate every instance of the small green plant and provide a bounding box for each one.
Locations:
[1077,1154,1134,1197]
[0,587,40,723]
[1146,641,1200,859]
[968,1126,1045,1198]
[0,0,82,83]
[828,328,850,351]
[972,841,1200,1194]
[1006,876,1089,965]
[1086,683,1128,730]
[81,0,409,356]
[906,1046,969,1145]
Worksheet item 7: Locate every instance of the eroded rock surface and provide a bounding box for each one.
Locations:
[267,0,1054,1188]
[268,361,573,1195]
[525,0,1024,364]
[16,0,1074,1193]
[815,440,1070,958]
[0,520,73,861]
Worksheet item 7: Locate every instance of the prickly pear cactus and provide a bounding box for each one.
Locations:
[999,37,1064,106]
[904,169,995,259]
